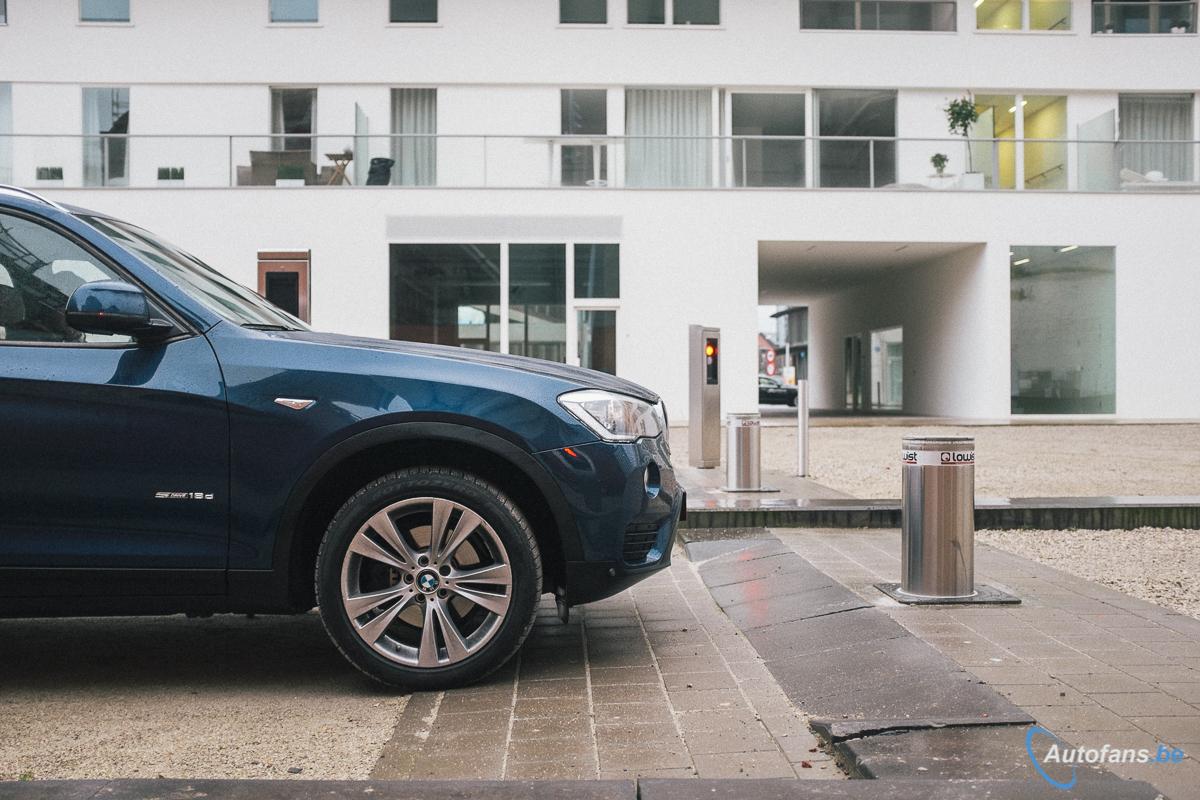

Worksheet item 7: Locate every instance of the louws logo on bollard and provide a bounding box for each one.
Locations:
[901,450,975,466]
[1026,725,1187,790]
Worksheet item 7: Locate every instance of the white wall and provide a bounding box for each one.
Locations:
[0,1,1196,93]
[29,186,1200,421]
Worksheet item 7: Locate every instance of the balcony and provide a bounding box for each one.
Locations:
[5,134,1200,193]
[1093,0,1196,32]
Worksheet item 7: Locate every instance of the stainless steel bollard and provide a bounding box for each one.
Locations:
[900,436,976,598]
[796,379,809,478]
[724,413,762,491]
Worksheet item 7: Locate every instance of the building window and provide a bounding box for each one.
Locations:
[390,244,503,350]
[0,84,10,184]
[561,90,608,186]
[561,0,608,23]
[816,89,895,187]
[1010,246,1115,414]
[575,244,620,298]
[391,88,437,185]
[270,0,318,22]
[628,0,720,24]
[800,0,956,31]
[731,93,806,187]
[1118,94,1195,182]
[390,0,437,22]
[390,243,621,373]
[271,88,316,152]
[1093,0,1193,32]
[625,88,712,187]
[510,245,567,363]
[83,87,130,187]
[977,0,1071,30]
[80,0,130,22]
[0,1,7,24]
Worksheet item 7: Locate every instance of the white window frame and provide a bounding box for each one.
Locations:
[975,0,1073,32]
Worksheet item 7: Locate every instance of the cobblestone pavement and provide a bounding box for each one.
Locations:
[372,554,838,781]
[775,529,1200,800]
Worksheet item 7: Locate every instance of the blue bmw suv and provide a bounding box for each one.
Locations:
[0,187,681,689]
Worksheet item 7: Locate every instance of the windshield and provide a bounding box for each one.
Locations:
[80,215,307,331]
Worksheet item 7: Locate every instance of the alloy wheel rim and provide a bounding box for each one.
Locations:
[339,496,513,668]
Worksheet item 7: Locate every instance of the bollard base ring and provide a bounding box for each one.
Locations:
[874,582,1021,606]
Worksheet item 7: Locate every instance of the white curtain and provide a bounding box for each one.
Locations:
[1118,94,1194,181]
[625,88,712,188]
[392,88,437,186]
[82,87,128,187]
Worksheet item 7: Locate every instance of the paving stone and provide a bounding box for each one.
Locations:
[588,665,660,685]
[517,677,588,699]
[665,687,746,712]
[1118,664,1200,683]
[1091,691,1200,717]
[676,708,763,733]
[692,750,796,779]
[655,656,729,674]
[1030,703,1138,732]
[990,683,1090,706]
[437,690,514,714]
[1157,682,1200,703]
[597,743,691,772]
[1058,672,1157,694]
[1127,715,1200,744]
[662,671,738,691]
[510,715,591,740]
[502,761,597,779]
[506,736,595,764]
[592,682,668,705]
[684,726,780,755]
[966,665,1057,685]
[513,695,590,719]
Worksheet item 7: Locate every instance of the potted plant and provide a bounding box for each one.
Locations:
[930,153,949,177]
[944,95,983,189]
[1169,20,1189,33]
[1102,22,1116,33]
[157,166,185,185]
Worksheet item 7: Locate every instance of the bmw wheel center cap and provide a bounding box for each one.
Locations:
[416,570,441,594]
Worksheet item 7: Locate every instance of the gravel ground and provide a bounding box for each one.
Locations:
[672,424,1200,499]
[0,613,406,781]
[978,527,1200,619]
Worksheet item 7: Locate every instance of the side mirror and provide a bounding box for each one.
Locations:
[65,281,173,341]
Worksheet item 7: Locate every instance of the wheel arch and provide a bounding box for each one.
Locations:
[273,420,581,610]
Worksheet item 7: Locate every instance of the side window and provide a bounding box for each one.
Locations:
[0,212,132,344]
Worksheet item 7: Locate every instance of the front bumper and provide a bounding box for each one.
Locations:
[535,434,683,606]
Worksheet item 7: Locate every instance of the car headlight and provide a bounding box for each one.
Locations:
[559,390,666,443]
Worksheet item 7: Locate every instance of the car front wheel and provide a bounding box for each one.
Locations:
[316,467,541,690]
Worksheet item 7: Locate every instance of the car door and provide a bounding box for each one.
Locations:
[0,209,229,598]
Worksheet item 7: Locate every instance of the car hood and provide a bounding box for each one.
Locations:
[276,329,661,404]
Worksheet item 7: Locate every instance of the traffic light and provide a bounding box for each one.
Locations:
[705,337,719,385]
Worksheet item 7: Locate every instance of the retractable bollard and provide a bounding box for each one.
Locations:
[900,436,975,598]
[875,436,1019,605]
[723,413,762,491]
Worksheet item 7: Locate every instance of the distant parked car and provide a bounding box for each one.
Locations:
[758,374,798,406]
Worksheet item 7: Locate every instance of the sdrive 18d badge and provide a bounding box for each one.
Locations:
[154,491,215,500]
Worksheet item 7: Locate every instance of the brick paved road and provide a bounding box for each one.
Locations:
[372,557,839,780]
[775,529,1200,800]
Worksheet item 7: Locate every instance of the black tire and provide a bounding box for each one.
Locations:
[316,467,541,690]
[787,395,797,407]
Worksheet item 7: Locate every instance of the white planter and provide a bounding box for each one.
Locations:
[959,172,986,190]
[275,178,305,187]
[927,174,956,190]
[157,179,186,187]
[35,179,64,188]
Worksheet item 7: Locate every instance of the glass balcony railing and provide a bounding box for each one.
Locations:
[1093,0,1196,32]
[4,134,1199,192]
[800,0,957,31]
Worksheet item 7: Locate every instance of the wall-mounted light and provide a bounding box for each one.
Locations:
[1058,245,1079,253]
[1013,258,1031,266]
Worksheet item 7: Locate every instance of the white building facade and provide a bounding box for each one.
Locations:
[1,0,1198,420]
